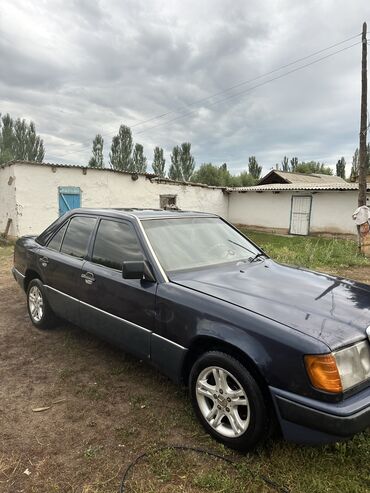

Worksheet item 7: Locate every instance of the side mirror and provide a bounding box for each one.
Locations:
[122,260,156,282]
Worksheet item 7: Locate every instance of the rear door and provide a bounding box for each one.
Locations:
[79,218,157,359]
[39,215,97,324]
[290,196,312,236]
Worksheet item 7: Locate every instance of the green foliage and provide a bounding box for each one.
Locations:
[276,157,332,175]
[132,143,147,173]
[350,145,370,180]
[191,162,224,186]
[168,142,195,181]
[179,142,195,181]
[290,156,298,171]
[88,134,104,168]
[248,155,262,179]
[109,124,133,170]
[336,156,346,179]
[191,162,257,187]
[281,156,289,171]
[152,146,166,177]
[0,113,44,164]
[168,145,182,181]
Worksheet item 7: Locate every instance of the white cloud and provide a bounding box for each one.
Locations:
[0,0,368,176]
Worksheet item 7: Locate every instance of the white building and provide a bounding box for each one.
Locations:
[0,160,228,237]
[0,161,368,237]
[228,170,370,236]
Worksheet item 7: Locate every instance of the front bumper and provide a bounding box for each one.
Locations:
[270,385,370,444]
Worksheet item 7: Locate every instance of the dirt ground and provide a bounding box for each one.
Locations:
[1,249,369,493]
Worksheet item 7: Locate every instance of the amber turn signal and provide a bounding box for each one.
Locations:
[304,354,343,393]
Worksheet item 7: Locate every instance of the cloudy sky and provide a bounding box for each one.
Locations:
[0,0,368,176]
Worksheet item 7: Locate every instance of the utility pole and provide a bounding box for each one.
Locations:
[358,22,368,206]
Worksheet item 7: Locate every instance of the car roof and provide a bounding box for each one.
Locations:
[72,208,218,220]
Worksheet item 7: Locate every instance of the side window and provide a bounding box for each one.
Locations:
[92,220,143,270]
[61,216,96,258]
[48,222,68,251]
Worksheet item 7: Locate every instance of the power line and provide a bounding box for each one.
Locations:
[132,33,361,129]
[136,41,361,135]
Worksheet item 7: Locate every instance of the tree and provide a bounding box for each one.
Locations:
[281,156,290,172]
[180,142,195,181]
[109,124,133,170]
[191,163,226,186]
[88,134,104,168]
[0,113,44,164]
[290,157,298,172]
[248,156,262,179]
[152,147,166,177]
[336,157,346,179]
[350,146,370,180]
[168,146,182,180]
[191,162,257,187]
[293,161,333,175]
[132,143,147,173]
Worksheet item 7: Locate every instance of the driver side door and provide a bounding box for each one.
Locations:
[79,217,157,360]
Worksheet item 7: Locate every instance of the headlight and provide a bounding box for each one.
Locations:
[334,341,370,390]
[305,341,370,393]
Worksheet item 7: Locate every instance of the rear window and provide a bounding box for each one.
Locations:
[61,216,96,258]
[92,219,143,270]
[48,222,68,251]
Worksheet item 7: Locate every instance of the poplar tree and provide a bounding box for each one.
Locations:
[88,134,104,168]
[336,157,346,179]
[152,146,166,177]
[109,124,133,170]
[168,146,182,180]
[132,143,147,173]
[248,156,262,179]
[180,142,195,181]
[0,113,44,164]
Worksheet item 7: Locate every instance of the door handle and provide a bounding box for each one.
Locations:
[81,272,95,284]
[39,256,49,267]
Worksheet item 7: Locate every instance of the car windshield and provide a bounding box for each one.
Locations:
[142,217,260,272]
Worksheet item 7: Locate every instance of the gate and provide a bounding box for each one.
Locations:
[58,187,81,216]
[289,196,312,236]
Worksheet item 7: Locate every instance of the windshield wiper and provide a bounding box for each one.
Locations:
[227,239,257,257]
[250,252,268,263]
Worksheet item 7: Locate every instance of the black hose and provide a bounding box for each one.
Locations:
[118,444,290,493]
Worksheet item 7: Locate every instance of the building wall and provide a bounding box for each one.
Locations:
[13,164,228,236]
[228,190,362,235]
[0,164,17,236]
[229,191,293,231]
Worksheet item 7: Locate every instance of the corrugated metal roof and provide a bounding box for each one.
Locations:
[227,182,365,192]
[0,160,227,190]
[1,159,157,178]
[258,169,347,185]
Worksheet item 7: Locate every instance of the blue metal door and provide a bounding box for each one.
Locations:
[58,187,81,216]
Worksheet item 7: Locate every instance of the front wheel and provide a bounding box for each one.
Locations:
[189,351,270,451]
[27,278,57,330]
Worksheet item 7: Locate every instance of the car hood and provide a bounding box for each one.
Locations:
[170,259,370,350]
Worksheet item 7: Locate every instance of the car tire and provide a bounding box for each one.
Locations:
[27,278,57,330]
[189,351,270,451]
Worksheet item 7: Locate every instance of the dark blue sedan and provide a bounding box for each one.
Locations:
[12,208,370,450]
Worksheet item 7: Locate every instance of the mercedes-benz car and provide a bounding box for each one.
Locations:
[12,208,370,450]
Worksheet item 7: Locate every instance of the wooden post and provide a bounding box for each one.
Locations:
[358,22,367,207]
[4,218,12,238]
[358,23,369,256]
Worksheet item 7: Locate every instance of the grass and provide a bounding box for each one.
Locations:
[241,229,370,270]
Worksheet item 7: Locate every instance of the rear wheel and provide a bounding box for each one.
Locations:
[189,351,269,451]
[27,279,57,330]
